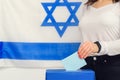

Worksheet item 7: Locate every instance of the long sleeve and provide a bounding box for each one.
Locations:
[100,8,120,56]
[100,40,120,56]
[79,2,120,56]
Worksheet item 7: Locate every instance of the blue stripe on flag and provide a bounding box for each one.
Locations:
[0,42,80,60]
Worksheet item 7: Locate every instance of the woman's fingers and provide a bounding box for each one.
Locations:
[78,41,96,59]
[79,43,90,58]
[78,42,89,58]
[81,46,92,58]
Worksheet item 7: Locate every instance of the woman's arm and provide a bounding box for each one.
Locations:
[78,39,120,59]
[100,39,120,56]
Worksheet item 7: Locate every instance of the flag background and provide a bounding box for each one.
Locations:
[0,0,86,80]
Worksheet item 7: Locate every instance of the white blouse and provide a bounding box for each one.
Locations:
[79,2,120,56]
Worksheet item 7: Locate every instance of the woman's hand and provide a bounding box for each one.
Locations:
[78,41,99,59]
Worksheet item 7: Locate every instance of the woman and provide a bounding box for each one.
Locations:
[78,0,120,80]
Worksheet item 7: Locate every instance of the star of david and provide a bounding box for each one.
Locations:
[41,0,82,37]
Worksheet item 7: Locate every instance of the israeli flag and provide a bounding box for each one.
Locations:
[0,0,86,68]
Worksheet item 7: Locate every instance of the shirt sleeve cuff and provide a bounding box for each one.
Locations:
[99,41,108,55]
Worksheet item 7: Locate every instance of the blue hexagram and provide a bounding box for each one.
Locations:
[41,0,82,37]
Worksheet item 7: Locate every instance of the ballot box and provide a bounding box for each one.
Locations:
[46,69,95,80]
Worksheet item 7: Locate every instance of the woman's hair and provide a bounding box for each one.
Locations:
[86,0,120,6]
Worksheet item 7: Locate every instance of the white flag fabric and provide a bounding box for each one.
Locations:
[0,0,85,68]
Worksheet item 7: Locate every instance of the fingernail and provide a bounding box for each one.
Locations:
[80,56,83,59]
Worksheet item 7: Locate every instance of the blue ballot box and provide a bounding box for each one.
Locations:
[46,69,95,80]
